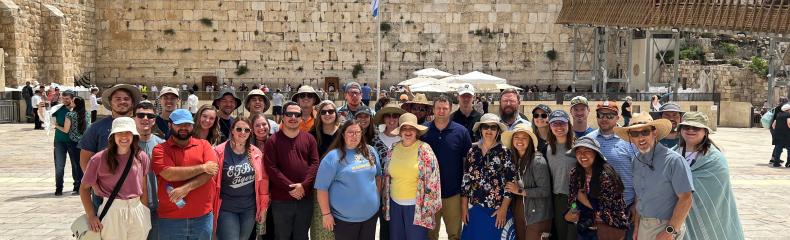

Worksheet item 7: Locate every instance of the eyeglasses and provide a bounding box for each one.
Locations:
[234,127,252,133]
[284,112,302,118]
[627,128,654,138]
[596,112,617,120]
[347,91,361,96]
[533,113,548,119]
[345,131,362,136]
[479,124,500,131]
[135,113,157,120]
[680,125,704,132]
[320,110,336,115]
[384,113,400,119]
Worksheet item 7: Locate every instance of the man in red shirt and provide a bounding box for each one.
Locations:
[152,109,219,239]
[264,101,320,240]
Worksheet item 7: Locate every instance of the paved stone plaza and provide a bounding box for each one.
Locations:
[0,124,787,240]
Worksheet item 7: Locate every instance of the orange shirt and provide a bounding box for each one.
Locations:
[299,114,315,132]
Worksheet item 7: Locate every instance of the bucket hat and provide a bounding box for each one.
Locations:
[566,136,606,160]
[677,112,712,132]
[101,84,142,111]
[374,103,406,124]
[291,85,321,105]
[109,117,139,138]
[650,102,685,120]
[212,89,241,109]
[245,89,271,113]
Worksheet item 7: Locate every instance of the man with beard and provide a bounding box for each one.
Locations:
[156,87,181,139]
[213,89,242,142]
[569,96,595,137]
[338,82,374,122]
[650,102,684,148]
[614,113,693,240]
[153,109,219,239]
[499,89,529,130]
[451,84,482,141]
[245,89,279,134]
[264,101,320,240]
[52,90,80,195]
[290,85,321,131]
[422,95,472,240]
[134,101,166,240]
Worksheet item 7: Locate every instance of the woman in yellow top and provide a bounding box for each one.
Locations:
[382,113,442,240]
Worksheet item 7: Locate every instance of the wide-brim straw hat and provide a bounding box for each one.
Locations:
[391,113,428,135]
[614,112,673,140]
[502,123,539,151]
[244,89,271,113]
[291,85,321,105]
[401,93,432,108]
[101,84,142,111]
[109,117,139,139]
[374,103,406,125]
[472,113,508,132]
[677,111,712,132]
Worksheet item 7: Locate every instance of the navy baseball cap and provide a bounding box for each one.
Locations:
[548,110,570,123]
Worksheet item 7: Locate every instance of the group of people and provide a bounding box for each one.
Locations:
[48,79,745,240]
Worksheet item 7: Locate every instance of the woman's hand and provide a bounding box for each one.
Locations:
[87,214,102,232]
[461,207,469,224]
[322,214,335,231]
[505,182,523,196]
[564,211,579,223]
[491,207,508,229]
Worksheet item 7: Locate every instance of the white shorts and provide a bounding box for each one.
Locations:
[98,197,151,240]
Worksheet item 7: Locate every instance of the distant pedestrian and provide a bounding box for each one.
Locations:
[32,90,45,130]
[52,90,81,196]
[90,88,99,123]
[187,90,199,114]
[22,81,33,118]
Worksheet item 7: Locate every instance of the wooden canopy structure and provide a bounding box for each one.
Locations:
[558,0,790,35]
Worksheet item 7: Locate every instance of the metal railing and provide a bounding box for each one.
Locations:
[0,100,19,123]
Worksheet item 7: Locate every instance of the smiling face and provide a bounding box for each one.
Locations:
[345,88,362,107]
[283,105,303,130]
[113,131,134,148]
[661,111,682,130]
[458,93,474,108]
[596,109,619,132]
[231,121,251,144]
[297,94,316,109]
[354,113,371,129]
[550,121,569,138]
[247,95,267,113]
[320,105,337,125]
[134,109,156,134]
[570,105,589,124]
[511,132,532,153]
[110,90,133,116]
[479,123,500,142]
[384,113,401,130]
[159,93,179,113]
[199,109,217,130]
[533,108,549,127]
[344,124,363,149]
[575,147,596,170]
[499,93,519,118]
[433,101,451,121]
[171,123,194,140]
[218,95,238,116]
[680,125,706,147]
[627,126,657,154]
[399,126,418,145]
[253,116,270,140]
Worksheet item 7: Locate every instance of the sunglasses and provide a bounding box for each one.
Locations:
[135,113,157,120]
[550,121,568,127]
[680,125,704,132]
[479,124,500,131]
[320,109,336,115]
[384,113,401,119]
[415,107,428,112]
[627,127,655,138]
[596,112,617,120]
[234,127,251,133]
[284,112,302,118]
[533,113,548,119]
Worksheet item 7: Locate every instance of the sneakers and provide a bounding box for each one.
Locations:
[55,189,63,196]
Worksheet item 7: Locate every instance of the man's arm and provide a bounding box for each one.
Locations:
[80,150,95,171]
[159,164,212,182]
[668,192,693,230]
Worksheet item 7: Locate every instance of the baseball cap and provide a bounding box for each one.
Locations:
[457,84,475,96]
[570,96,589,107]
[170,109,194,125]
[548,110,570,123]
[596,101,619,113]
[158,87,180,98]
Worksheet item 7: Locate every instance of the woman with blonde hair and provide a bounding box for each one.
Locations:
[192,104,223,145]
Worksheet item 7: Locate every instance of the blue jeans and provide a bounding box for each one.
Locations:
[389,200,428,240]
[217,209,256,240]
[54,141,82,191]
[157,212,213,240]
[772,144,790,162]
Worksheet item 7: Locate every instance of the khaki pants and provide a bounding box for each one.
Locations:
[99,197,151,240]
[638,217,686,240]
[428,194,462,240]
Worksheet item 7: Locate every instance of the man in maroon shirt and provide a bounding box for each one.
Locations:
[264,101,320,240]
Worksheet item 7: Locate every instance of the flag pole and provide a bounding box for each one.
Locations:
[376,1,382,100]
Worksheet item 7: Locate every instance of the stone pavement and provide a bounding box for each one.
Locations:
[0,124,787,240]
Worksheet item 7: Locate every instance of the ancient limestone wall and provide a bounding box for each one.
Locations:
[94,0,589,89]
[0,0,96,87]
[672,62,771,106]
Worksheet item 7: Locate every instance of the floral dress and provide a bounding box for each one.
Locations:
[462,143,516,209]
[567,164,629,236]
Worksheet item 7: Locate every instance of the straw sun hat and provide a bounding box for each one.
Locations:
[613,112,673,140]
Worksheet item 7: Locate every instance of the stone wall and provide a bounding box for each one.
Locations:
[0,0,96,88]
[662,62,772,106]
[93,0,590,89]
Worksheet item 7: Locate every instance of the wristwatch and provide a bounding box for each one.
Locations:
[665,225,676,234]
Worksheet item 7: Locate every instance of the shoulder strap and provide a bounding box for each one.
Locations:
[98,152,135,221]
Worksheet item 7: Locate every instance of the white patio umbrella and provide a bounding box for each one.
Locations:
[398,76,440,86]
[445,71,507,84]
[412,68,453,78]
[409,79,457,93]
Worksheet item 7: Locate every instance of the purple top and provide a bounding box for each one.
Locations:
[83,150,150,199]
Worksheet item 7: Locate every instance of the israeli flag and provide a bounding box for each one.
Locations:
[371,0,379,17]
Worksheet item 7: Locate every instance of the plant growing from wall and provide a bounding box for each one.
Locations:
[235,65,249,75]
[380,22,391,35]
[545,49,558,82]
[749,56,768,77]
[156,47,165,53]
[163,29,175,35]
[352,63,364,78]
[199,18,213,27]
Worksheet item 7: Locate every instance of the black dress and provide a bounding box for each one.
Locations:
[773,112,790,146]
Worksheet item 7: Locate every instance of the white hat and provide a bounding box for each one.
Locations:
[158,86,180,98]
[782,104,790,112]
[457,84,475,96]
[472,113,508,132]
[109,117,139,138]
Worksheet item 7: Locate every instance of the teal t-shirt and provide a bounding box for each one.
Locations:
[53,107,71,142]
[314,146,381,222]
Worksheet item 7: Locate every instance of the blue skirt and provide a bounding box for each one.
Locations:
[461,205,516,240]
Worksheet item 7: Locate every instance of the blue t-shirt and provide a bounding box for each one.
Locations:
[155,116,171,140]
[588,130,636,205]
[78,116,114,153]
[420,121,472,198]
[220,145,256,213]
[574,127,595,138]
[314,146,381,222]
[361,85,372,100]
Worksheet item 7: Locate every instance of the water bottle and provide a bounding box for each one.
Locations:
[166,184,186,208]
[570,202,579,213]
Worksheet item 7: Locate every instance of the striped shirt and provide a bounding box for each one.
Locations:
[588,130,636,205]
